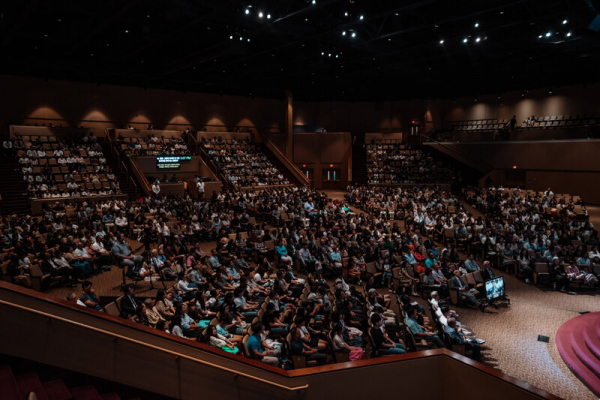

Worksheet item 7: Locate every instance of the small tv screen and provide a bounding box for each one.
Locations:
[156,155,191,170]
[485,276,505,301]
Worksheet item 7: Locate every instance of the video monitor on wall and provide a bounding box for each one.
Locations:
[156,155,191,170]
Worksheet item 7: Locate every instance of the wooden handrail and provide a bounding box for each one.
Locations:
[0,299,308,392]
[128,158,151,194]
[264,140,310,187]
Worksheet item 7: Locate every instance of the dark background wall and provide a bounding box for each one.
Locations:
[427,141,600,203]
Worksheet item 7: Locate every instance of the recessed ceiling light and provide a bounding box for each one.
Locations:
[342,31,346,36]
[258,11,263,18]
[267,14,271,19]
[146,14,150,18]
[351,32,356,38]
[476,37,481,42]
[230,35,233,39]
[344,12,348,17]
[566,32,572,37]
[359,15,364,20]
[538,35,542,38]
[475,22,479,28]
[247,38,250,42]
[439,39,444,44]
[125,30,129,33]
[546,32,551,37]
[562,19,568,25]
[240,36,243,40]
[463,38,468,43]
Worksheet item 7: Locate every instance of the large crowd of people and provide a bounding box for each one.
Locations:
[7,133,121,199]
[366,143,456,184]
[1,133,598,371]
[117,133,191,156]
[201,137,289,189]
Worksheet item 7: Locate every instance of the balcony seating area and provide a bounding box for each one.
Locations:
[520,114,599,129]
[13,134,121,199]
[366,142,455,184]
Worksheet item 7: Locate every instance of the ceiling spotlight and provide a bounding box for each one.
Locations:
[267,14,271,19]
[335,54,339,58]
[240,36,243,40]
[351,32,356,38]
[328,53,331,57]
[245,9,250,14]
[566,32,572,37]
[463,38,468,43]
[562,19,568,25]
[359,15,364,20]
[321,52,324,55]
[342,31,346,36]
[247,38,250,42]
[258,11,263,18]
[476,37,481,42]
[344,12,348,17]
[474,22,479,28]
[538,34,542,38]
[230,35,233,39]
[312,0,316,3]
[546,32,551,37]
[439,39,444,44]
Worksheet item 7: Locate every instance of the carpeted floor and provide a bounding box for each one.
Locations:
[44,190,600,400]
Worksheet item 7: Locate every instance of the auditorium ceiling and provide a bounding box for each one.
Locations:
[1,0,599,101]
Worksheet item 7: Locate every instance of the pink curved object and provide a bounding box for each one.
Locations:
[556,312,600,396]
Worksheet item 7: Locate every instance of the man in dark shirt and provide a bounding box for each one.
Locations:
[289,326,327,365]
[370,314,405,355]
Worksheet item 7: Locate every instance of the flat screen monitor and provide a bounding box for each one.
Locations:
[485,276,505,301]
[156,155,191,170]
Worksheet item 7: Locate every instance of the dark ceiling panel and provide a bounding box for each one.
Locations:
[0,0,598,101]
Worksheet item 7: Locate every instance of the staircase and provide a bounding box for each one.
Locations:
[99,143,140,198]
[351,144,368,185]
[0,365,145,400]
[0,156,31,215]
[257,144,303,187]
[556,311,600,397]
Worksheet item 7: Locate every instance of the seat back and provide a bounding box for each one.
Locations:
[104,301,120,316]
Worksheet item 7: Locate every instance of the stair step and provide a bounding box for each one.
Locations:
[0,366,22,400]
[571,331,600,378]
[16,373,50,400]
[42,380,72,400]
[69,385,103,400]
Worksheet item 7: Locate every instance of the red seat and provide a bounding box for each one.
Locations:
[0,366,22,400]
[42,380,72,400]
[16,373,50,400]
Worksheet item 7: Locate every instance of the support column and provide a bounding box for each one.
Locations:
[285,90,293,159]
